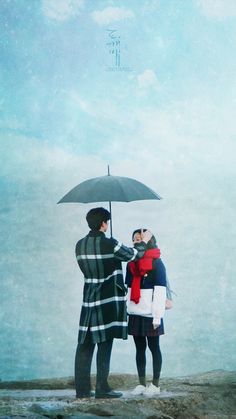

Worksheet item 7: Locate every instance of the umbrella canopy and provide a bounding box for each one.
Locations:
[58,171,162,236]
[58,175,161,204]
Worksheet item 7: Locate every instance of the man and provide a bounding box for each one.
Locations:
[74,207,152,399]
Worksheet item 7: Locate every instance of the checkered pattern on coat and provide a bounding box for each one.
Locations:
[75,230,147,344]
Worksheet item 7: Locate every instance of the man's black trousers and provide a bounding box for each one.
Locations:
[75,332,113,397]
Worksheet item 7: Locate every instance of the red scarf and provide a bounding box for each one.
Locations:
[129,248,161,304]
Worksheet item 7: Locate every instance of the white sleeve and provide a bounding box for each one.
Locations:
[151,285,166,323]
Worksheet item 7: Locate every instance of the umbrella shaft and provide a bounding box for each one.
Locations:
[109,201,113,237]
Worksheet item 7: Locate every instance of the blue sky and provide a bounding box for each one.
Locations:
[1,0,236,380]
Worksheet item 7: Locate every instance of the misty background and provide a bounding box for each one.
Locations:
[0,0,236,381]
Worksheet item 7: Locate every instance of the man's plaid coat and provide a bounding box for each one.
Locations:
[75,230,147,344]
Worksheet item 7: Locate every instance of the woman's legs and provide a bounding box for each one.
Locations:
[133,336,147,386]
[147,336,162,387]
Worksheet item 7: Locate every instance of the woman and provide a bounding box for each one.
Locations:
[125,229,167,396]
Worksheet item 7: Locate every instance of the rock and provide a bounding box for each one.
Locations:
[0,370,235,418]
[0,376,75,390]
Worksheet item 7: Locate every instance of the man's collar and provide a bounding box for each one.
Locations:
[88,230,105,237]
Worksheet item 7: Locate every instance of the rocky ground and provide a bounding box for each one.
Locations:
[0,370,235,418]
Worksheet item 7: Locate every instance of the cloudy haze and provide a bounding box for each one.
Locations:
[0,0,236,380]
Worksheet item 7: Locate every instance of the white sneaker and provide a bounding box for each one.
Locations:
[131,384,146,395]
[143,383,160,396]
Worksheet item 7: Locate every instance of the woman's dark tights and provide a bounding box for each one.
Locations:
[133,335,162,386]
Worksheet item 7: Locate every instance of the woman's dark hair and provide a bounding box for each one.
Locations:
[132,228,157,249]
[86,207,111,231]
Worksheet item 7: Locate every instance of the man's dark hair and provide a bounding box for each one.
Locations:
[132,228,157,249]
[86,207,111,231]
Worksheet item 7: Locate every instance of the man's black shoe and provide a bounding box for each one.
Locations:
[95,390,123,399]
[76,390,95,398]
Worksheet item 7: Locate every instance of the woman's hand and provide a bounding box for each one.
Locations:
[153,319,161,329]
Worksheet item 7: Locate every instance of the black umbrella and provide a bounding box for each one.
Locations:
[58,166,162,236]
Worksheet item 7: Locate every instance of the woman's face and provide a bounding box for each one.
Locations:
[133,232,142,243]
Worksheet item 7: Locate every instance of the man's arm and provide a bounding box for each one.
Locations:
[113,230,153,262]
[113,241,145,261]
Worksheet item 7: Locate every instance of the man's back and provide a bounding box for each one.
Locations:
[76,230,121,282]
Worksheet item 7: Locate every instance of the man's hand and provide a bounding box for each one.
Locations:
[141,229,152,244]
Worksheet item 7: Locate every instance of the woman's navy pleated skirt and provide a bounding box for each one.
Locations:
[128,315,164,337]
